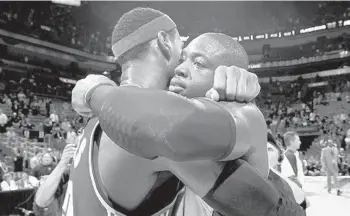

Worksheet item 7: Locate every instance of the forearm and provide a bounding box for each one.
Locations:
[89,86,233,161]
[35,163,66,208]
[33,199,59,216]
[203,159,281,216]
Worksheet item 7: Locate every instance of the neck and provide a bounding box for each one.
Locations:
[287,147,296,153]
[121,59,169,90]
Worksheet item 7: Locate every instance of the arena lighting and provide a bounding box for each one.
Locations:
[300,25,326,34]
[326,22,337,29]
[248,64,262,69]
[51,0,81,7]
[235,18,348,42]
[59,77,77,84]
[308,81,328,88]
[270,33,278,38]
[343,20,350,26]
[255,35,264,39]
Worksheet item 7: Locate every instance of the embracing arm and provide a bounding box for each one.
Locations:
[89,86,267,165]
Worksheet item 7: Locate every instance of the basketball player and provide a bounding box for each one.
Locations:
[72,9,305,216]
[55,8,261,216]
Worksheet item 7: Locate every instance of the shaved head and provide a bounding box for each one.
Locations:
[187,33,249,69]
[172,32,250,98]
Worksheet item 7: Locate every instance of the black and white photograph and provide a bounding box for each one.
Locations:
[0,1,349,216]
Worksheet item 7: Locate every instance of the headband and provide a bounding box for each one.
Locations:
[112,15,177,59]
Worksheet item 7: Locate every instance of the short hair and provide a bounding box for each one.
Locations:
[267,132,284,163]
[200,33,249,69]
[283,131,298,147]
[112,7,176,65]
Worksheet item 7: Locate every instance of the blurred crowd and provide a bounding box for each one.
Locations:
[259,72,350,177]
[261,33,350,63]
[0,77,85,193]
[0,1,112,56]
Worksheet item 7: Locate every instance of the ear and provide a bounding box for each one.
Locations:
[157,31,172,61]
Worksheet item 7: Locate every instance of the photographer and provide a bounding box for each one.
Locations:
[33,144,76,216]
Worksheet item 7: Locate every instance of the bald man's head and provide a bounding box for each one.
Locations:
[188,33,249,69]
[171,32,250,98]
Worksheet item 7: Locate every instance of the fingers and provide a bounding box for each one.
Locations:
[245,73,260,102]
[223,66,260,102]
[205,88,220,101]
[63,144,77,153]
[64,143,76,149]
[63,146,76,159]
[253,74,261,99]
[226,67,240,101]
[213,66,227,101]
[64,151,76,160]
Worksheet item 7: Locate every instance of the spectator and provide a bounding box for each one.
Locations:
[266,132,309,211]
[60,117,71,132]
[29,153,41,171]
[267,132,284,171]
[33,144,76,216]
[45,99,52,117]
[13,148,24,172]
[62,102,69,111]
[321,139,342,195]
[6,127,17,146]
[0,109,8,134]
[1,172,18,191]
[281,131,305,188]
[30,97,40,116]
[16,172,38,189]
[43,117,53,135]
[0,161,8,182]
[52,123,65,151]
[50,110,59,123]
[33,153,56,179]
[8,112,21,129]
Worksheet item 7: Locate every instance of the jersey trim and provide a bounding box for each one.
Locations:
[88,121,126,216]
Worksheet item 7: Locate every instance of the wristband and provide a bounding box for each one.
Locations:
[83,82,115,109]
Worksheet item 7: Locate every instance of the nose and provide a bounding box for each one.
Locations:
[174,64,189,78]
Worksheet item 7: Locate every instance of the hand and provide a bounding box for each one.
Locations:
[58,144,76,170]
[206,65,260,102]
[71,74,116,117]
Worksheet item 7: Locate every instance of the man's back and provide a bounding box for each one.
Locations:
[69,118,186,216]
